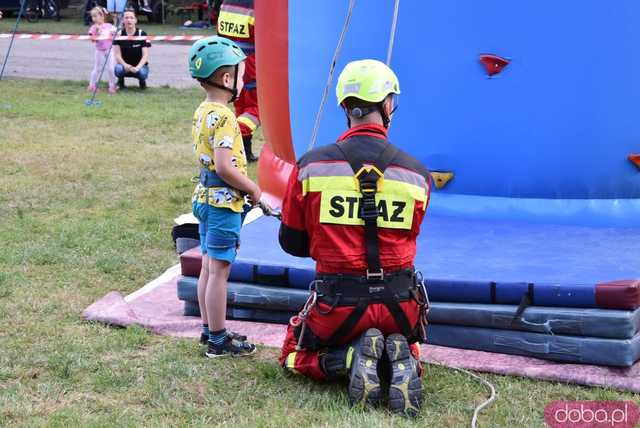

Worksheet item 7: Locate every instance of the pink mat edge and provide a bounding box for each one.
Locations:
[81,269,640,394]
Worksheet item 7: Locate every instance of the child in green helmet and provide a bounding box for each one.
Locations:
[188,36,261,357]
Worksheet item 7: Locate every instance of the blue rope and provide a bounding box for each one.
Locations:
[85,15,123,107]
[0,0,29,81]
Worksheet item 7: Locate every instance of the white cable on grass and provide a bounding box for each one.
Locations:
[428,362,497,428]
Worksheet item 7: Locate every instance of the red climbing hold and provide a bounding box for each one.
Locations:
[479,54,510,76]
[629,154,640,170]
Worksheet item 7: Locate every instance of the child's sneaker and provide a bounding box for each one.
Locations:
[87,84,97,92]
[199,330,247,345]
[108,85,118,94]
[205,334,256,358]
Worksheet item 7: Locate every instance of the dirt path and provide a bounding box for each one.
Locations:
[0,38,197,88]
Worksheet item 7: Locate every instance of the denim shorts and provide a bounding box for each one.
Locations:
[106,0,126,13]
[192,202,241,264]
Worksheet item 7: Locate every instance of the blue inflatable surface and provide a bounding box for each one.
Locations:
[283,1,640,226]
[229,216,640,306]
[428,324,640,367]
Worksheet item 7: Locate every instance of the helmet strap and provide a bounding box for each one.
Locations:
[378,103,390,128]
[343,102,393,128]
[379,98,399,128]
[200,64,240,103]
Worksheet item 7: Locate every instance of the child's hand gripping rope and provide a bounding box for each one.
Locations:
[257,200,282,220]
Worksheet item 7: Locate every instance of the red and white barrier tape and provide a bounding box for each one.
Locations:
[0,33,206,41]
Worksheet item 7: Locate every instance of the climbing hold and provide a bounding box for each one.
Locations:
[479,54,510,76]
[629,154,640,170]
[430,171,454,189]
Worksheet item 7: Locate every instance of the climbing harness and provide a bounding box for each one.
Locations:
[290,281,320,351]
[292,138,429,349]
[413,271,430,341]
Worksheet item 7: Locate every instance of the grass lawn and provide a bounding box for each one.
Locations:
[0,79,637,427]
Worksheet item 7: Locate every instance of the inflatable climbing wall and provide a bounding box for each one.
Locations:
[255,0,640,227]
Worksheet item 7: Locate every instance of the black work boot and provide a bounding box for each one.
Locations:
[385,334,422,417]
[243,135,258,162]
[117,77,125,89]
[348,328,384,408]
[319,346,350,380]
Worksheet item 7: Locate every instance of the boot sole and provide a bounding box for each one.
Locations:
[348,328,384,407]
[386,334,422,417]
[205,346,256,358]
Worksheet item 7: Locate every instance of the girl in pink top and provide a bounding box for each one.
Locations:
[88,7,118,93]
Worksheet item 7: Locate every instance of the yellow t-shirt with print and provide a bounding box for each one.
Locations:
[191,101,248,213]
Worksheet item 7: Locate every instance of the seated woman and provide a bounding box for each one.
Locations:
[113,9,151,89]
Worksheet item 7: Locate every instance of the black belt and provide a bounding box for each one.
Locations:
[309,269,418,347]
[315,269,416,305]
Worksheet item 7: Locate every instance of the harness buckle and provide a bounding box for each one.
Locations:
[354,165,384,194]
[366,269,384,281]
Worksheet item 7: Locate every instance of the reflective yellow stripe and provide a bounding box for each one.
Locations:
[345,346,355,370]
[217,11,254,38]
[301,176,427,203]
[237,115,258,132]
[285,352,300,375]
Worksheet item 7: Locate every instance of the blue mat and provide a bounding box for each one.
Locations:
[183,300,294,324]
[228,215,640,306]
[427,324,640,367]
[178,276,640,339]
[429,303,640,339]
[177,276,309,311]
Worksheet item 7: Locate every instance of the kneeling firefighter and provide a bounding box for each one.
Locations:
[278,59,431,416]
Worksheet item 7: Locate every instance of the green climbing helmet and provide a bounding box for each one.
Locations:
[335,59,401,105]
[188,36,247,79]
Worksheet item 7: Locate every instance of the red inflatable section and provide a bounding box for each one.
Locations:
[255,0,294,207]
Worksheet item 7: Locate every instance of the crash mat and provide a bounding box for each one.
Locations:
[82,265,640,393]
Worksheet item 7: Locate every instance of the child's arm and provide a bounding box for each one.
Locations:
[88,25,97,43]
[214,148,261,203]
